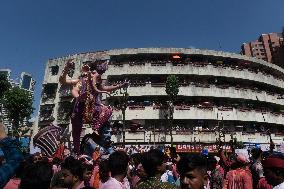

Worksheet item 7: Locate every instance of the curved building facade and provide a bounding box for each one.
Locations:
[37,48,284,150]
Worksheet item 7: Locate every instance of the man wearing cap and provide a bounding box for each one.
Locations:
[262,155,284,189]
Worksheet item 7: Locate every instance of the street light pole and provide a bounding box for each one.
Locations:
[119,87,128,145]
[122,105,126,144]
[169,101,174,147]
[216,112,225,149]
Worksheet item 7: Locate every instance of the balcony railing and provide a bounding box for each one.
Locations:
[107,63,284,90]
[111,130,283,144]
[111,84,284,106]
[112,106,284,125]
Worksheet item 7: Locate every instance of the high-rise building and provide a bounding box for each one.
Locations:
[36,48,284,152]
[0,69,35,132]
[241,33,284,67]
[21,72,33,90]
[0,69,11,80]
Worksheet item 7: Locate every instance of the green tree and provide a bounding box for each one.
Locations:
[0,72,11,99]
[2,87,34,137]
[165,75,179,146]
[0,72,11,122]
[166,75,179,101]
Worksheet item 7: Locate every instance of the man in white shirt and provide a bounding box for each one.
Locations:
[161,162,175,184]
[263,155,284,189]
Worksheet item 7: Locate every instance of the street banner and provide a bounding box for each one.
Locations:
[175,144,232,153]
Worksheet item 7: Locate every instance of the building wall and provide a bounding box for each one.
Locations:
[36,48,284,146]
[112,131,283,145]
[116,85,284,106]
[111,107,284,125]
[107,63,284,89]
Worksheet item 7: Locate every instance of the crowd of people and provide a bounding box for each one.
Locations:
[1,122,284,189]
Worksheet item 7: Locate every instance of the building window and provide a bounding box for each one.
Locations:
[50,65,59,75]
[21,74,32,90]
[39,104,55,122]
[42,83,58,100]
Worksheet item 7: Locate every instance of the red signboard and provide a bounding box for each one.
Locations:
[175,144,232,153]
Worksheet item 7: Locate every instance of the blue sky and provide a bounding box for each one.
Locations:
[0,0,283,117]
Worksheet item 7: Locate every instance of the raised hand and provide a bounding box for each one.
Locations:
[65,59,75,70]
[120,80,130,88]
[105,92,111,96]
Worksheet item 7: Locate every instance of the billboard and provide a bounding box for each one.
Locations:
[175,143,232,153]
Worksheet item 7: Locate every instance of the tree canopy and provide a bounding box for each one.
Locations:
[2,87,34,130]
[0,72,11,99]
[165,75,179,102]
